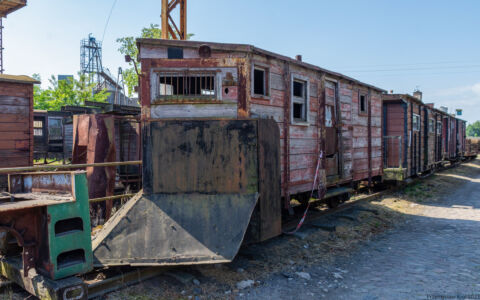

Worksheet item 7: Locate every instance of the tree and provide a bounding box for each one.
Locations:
[467,121,480,137]
[33,73,109,111]
[116,24,193,96]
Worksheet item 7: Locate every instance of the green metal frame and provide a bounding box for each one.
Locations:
[46,173,93,280]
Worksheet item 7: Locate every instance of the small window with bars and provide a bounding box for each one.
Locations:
[155,71,217,101]
[34,120,43,137]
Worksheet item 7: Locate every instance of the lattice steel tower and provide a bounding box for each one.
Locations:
[80,34,104,87]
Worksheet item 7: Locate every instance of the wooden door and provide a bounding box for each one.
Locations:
[324,79,340,179]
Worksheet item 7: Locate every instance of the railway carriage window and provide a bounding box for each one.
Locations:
[429,119,435,133]
[156,71,217,100]
[48,118,63,140]
[359,94,367,114]
[253,67,269,96]
[167,47,184,59]
[325,106,333,127]
[413,114,420,131]
[292,79,308,122]
[34,120,43,137]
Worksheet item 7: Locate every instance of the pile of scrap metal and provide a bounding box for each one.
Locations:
[33,101,140,163]
[72,114,141,226]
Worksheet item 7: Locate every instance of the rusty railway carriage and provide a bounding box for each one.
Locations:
[0,74,38,189]
[423,104,441,171]
[457,118,467,157]
[382,92,467,181]
[382,93,427,180]
[137,39,385,211]
[439,109,466,161]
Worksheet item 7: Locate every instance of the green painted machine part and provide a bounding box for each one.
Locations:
[46,172,93,280]
[3,171,93,280]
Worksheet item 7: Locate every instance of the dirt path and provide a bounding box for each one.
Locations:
[241,161,480,299]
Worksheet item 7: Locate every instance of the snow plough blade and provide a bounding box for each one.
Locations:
[92,119,281,267]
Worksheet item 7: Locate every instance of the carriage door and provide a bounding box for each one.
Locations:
[412,112,420,174]
[325,81,339,179]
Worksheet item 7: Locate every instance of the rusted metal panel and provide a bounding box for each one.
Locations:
[72,115,116,222]
[92,192,258,267]
[150,103,238,119]
[94,119,280,265]
[248,119,281,242]
[9,172,73,194]
[145,120,258,194]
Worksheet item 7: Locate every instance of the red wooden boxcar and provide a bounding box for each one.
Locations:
[0,74,38,189]
[439,110,459,160]
[137,39,385,207]
[382,93,430,180]
[423,104,445,170]
[431,107,445,164]
[457,118,467,157]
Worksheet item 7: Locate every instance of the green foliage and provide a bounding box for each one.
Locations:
[467,121,480,137]
[116,24,193,96]
[33,73,109,111]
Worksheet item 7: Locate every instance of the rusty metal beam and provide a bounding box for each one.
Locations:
[161,0,187,40]
[161,0,169,39]
[86,267,168,299]
[89,193,136,203]
[167,0,180,12]
[0,161,142,174]
[0,257,87,300]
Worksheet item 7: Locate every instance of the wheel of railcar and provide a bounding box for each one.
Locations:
[326,196,340,209]
[295,193,310,206]
[340,192,351,203]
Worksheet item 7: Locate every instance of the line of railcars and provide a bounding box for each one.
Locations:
[0,39,474,294]
[136,39,470,242]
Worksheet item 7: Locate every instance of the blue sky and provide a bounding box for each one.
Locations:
[5,0,480,123]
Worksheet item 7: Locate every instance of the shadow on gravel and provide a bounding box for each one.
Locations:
[392,159,480,209]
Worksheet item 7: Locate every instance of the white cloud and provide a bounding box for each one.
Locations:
[472,82,480,96]
[429,82,480,124]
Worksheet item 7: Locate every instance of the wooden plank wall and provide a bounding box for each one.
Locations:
[0,82,33,168]
[249,54,384,196]
[350,86,383,181]
[249,58,322,195]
